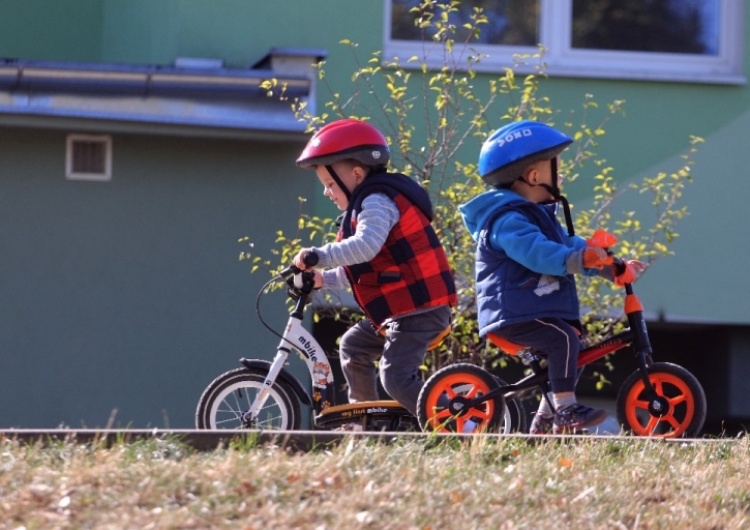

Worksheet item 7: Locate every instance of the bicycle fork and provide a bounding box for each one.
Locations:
[242,343,291,426]
[624,284,667,413]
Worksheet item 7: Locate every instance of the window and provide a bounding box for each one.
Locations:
[66,134,112,181]
[385,0,744,84]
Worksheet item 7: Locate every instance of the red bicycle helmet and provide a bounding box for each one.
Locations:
[296,119,390,169]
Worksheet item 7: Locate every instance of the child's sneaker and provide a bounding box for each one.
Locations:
[529,413,554,435]
[553,404,607,434]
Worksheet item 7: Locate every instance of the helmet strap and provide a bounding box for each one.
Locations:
[540,158,575,236]
[539,191,575,237]
[520,158,562,199]
[558,195,576,237]
[545,157,562,198]
[326,165,352,201]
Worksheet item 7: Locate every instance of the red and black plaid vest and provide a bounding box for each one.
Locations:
[338,176,456,326]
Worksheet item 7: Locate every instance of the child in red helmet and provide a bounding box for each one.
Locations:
[460,120,645,434]
[293,119,457,424]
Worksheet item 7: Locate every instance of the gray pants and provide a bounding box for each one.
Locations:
[338,306,452,417]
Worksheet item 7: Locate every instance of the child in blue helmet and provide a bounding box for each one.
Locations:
[459,120,644,434]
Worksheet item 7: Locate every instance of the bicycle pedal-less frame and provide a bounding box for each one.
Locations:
[196,265,416,431]
[418,275,707,437]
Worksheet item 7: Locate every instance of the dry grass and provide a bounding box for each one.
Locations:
[0,434,748,530]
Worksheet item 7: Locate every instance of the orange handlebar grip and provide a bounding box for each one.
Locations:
[587,229,618,249]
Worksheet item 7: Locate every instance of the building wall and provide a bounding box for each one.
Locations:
[0,126,313,427]
[0,0,103,62]
[1,0,749,428]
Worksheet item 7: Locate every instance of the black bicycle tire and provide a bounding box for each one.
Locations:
[494,375,528,433]
[195,367,302,430]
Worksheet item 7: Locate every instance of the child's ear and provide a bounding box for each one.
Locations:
[524,167,539,185]
[353,165,368,184]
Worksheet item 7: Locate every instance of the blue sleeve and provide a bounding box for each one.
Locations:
[488,212,578,277]
[570,234,587,251]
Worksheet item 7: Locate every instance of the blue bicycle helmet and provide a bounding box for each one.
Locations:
[479,120,573,188]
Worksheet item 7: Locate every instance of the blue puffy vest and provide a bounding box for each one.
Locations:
[475,201,580,337]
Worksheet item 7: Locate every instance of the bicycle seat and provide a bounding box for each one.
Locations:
[487,333,526,356]
[488,326,581,356]
[428,325,451,351]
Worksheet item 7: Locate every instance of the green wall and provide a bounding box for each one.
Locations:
[0,0,103,61]
[0,127,314,427]
[100,0,364,67]
[3,0,746,205]
[2,0,750,427]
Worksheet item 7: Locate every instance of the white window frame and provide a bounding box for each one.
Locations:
[384,0,745,85]
[65,134,113,182]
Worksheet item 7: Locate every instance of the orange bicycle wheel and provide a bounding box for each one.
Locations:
[616,362,706,438]
[417,363,505,433]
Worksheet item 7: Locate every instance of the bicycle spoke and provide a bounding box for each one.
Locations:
[441,386,458,400]
[664,414,682,430]
[668,393,687,406]
[431,407,452,421]
[468,407,490,422]
[644,415,660,434]
[464,384,481,400]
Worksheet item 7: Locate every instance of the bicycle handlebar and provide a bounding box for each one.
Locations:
[276,251,320,280]
[612,256,627,276]
[256,251,320,340]
[303,251,319,267]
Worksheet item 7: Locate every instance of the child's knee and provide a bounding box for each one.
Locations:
[338,328,362,361]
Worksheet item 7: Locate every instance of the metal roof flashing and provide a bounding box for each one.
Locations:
[0,48,326,138]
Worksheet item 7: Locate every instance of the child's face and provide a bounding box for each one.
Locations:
[314,161,365,211]
[532,157,558,186]
[515,157,561,203]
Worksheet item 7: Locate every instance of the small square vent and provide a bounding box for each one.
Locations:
[66,134,112,181]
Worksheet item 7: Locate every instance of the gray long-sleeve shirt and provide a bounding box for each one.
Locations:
[313,193,399,290]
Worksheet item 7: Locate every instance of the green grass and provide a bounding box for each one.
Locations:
[1,435,748,529]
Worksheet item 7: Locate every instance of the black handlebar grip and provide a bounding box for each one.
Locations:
[612,257,627,276]
[277,251,319,280]
[303,251,319,268]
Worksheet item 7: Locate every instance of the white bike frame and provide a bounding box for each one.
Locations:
[245,313,335,422]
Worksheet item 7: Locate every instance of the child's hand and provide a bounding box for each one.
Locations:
[293,248,317,270]
[614,260,646,286]
[586,229,618,249]
[312,269,324,289]
[286,268,324,298]
[566,246,612,275]
[582,247,613,269]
